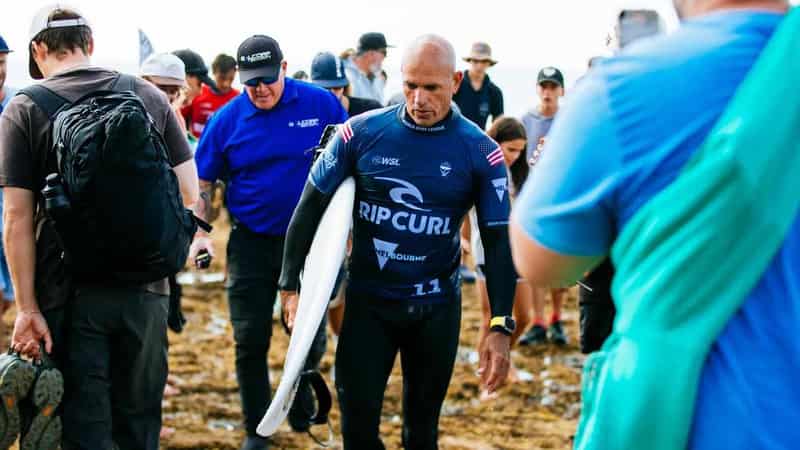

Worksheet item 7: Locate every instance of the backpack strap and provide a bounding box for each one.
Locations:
[17,85,70,121]
[111,73,136,93]
[17,86,71,178]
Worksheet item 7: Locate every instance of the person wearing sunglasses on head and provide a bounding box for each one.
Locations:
[190,34,346,450]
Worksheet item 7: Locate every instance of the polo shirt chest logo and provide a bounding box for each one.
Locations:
[288,118,320,128]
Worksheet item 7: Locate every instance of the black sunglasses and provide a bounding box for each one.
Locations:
[244,76,278,87]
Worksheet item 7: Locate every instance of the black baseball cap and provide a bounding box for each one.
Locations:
[310,52,349,89]
[172,49,216,89]
[237,35,283,85]
[357,32,392,54]
[537,66,564,88]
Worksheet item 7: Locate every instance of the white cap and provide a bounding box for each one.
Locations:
[28,4,90,79]
[29,4,90,41]
[140,53,187,87]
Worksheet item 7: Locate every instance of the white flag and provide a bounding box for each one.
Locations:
[138,29,155,66]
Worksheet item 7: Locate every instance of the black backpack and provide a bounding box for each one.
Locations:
[21,74,208,284]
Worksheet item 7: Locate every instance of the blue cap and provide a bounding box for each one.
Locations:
[310,52,349,89]
[0,34,11,53]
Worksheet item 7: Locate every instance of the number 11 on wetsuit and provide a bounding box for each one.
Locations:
[414,279,442,296]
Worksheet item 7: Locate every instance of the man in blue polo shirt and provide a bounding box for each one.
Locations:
[191,34,346,450]
[511,2,795,449]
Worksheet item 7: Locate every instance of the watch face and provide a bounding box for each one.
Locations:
[491,316,516,334]
[506,316,516,331]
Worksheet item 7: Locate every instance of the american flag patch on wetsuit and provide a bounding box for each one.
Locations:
[479,140,504,166]
[340,121,354,143]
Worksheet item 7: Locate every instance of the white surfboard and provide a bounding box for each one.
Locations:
[256,177,355,437]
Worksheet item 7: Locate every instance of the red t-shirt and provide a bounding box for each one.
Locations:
[181,84,239,138]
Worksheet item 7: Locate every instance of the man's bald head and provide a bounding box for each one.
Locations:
[401,34,456,73]
[402,34,463,127]
[400,34,463,127]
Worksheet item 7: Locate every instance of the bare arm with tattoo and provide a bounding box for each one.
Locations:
[187,179,216,263]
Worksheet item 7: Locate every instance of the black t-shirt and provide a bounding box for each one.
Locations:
[453,70,504,129]
[347,96,383,117]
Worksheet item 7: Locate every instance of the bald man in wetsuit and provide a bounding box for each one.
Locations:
[279,35,517,449]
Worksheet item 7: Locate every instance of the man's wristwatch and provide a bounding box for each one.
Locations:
[490,316,516,336]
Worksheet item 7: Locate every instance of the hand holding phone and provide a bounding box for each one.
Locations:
[195,249,212,270]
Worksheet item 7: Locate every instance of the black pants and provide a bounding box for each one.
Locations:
[579,259,616,354]
[226,223,326,436]
[45,284,169,450]
[336,290,461,450]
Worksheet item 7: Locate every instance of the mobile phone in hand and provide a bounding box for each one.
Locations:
[195,249,212,269]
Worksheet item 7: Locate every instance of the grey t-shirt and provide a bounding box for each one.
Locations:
[0,66,193,309]
[520,109,555,161]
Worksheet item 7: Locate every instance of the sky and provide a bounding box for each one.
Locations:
[1,1,792,116]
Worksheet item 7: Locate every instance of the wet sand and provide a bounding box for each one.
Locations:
[3,214,583,449]
[161,216,582,449]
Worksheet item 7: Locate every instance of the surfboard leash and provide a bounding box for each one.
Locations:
[301,369,335,447]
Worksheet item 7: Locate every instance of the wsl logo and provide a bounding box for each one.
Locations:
[373,239,427,270]
[371,156,401,167]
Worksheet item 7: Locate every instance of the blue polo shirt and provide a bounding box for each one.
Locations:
[195,78,347,235]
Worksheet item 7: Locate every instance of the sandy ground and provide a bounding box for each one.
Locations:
[1,214,584,450]
[160,216,583,450]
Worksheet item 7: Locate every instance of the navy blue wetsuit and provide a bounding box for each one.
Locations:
[311,104,511,302]
[282,104,515,449]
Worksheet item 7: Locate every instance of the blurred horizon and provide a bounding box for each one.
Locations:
[4,1,796,117]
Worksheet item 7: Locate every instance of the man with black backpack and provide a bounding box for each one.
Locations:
[0,5,200,449]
